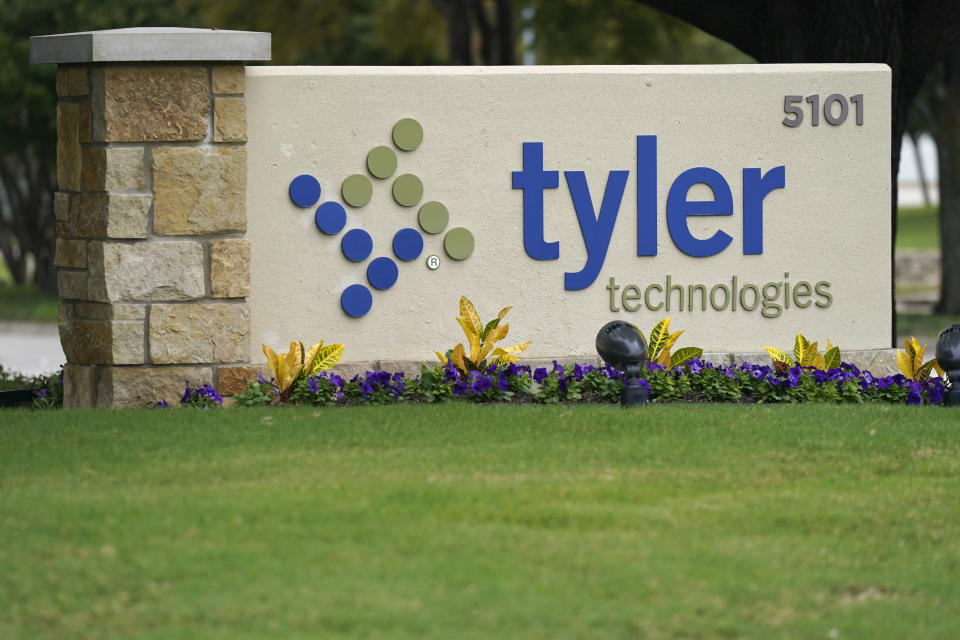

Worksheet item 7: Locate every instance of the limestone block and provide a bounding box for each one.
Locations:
[87,241,205,302]
[54,192,71,222]
[100,65,209,142]
[72,193,150,238]
[57,270,88,300]
[78,104,91,143]
[59,317,144,365]
[212,65,245,94]
[56,102,82,191]
[113,304,148,321]
[846,349,899,376]
[97,365,214,408]
[733,351,773,367]
[63,364,97,409]
[54,239,86,268]
[218,365,265,395]
[153,146,246,234]
[701,352,734,366]
[56,67,89,97]
[210,239,250,298]
[56,222,71,238]
[214,97,246,142]
[81,147,145,192]
[72,302,146,321]
[149,303,250,364]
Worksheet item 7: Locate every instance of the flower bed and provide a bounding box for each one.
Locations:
[218,358,946,409]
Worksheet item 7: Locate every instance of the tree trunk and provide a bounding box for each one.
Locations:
[496,0,515,65]
[0,148,57,294]
[908,131,931,207]
[445,0,473,65]
[932,49,960,314]
[473,0,494,64]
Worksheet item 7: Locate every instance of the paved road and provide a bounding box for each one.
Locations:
[0,322,64,376]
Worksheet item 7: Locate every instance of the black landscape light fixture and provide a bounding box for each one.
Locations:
[596,320,648,406]
[936,324,960,407]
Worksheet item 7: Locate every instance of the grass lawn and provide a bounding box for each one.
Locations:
[2,404,959,639]
[897,205,939,250]
[897,312,959,340]
[0,285,59,323]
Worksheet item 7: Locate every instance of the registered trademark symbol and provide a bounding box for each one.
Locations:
[426,254,440,270]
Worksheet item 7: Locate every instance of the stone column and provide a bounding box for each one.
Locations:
[31,28,271,407]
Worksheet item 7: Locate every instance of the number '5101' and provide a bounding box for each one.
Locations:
[782,94,863,127]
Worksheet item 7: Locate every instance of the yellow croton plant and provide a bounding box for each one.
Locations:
[764,333,841,372]
[638,318,703,368]
[436,296,531,372]
[262,340,344,397]
[896,337,945,381]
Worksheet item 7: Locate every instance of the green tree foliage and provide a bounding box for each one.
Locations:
[529,0,751,65]
[0,0,195,291]
[179,0,447,65]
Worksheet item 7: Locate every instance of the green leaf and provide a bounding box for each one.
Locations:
[823,346,841,371]
[670,347,703,368]
[794,333,810,365]
[916,360,937,381]
[305,343,344,376]
[648,318,670,360]
[481,318,500,341]
[763,346,792,364]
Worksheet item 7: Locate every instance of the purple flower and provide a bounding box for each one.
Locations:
[552,360,565,374]
[907,388,923,405]
[307,376,319,394]
[533,368,548,383]
[928,381,944,405]
[257,374,268,385]
[688,358,703,375]
[842,362,862,376]
[497,374,509,392]
[604,364,624,380]
[200,384,222,404]
[470,374,493,395]
[36,388,49,398]
[452,381,467,396]
[443,363,460,381]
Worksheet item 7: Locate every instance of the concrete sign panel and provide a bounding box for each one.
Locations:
[246,64,891,362]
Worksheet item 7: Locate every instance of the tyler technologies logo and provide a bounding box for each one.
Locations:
[287,118,474,318]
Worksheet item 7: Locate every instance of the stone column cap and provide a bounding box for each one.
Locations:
[31,27,271,64]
